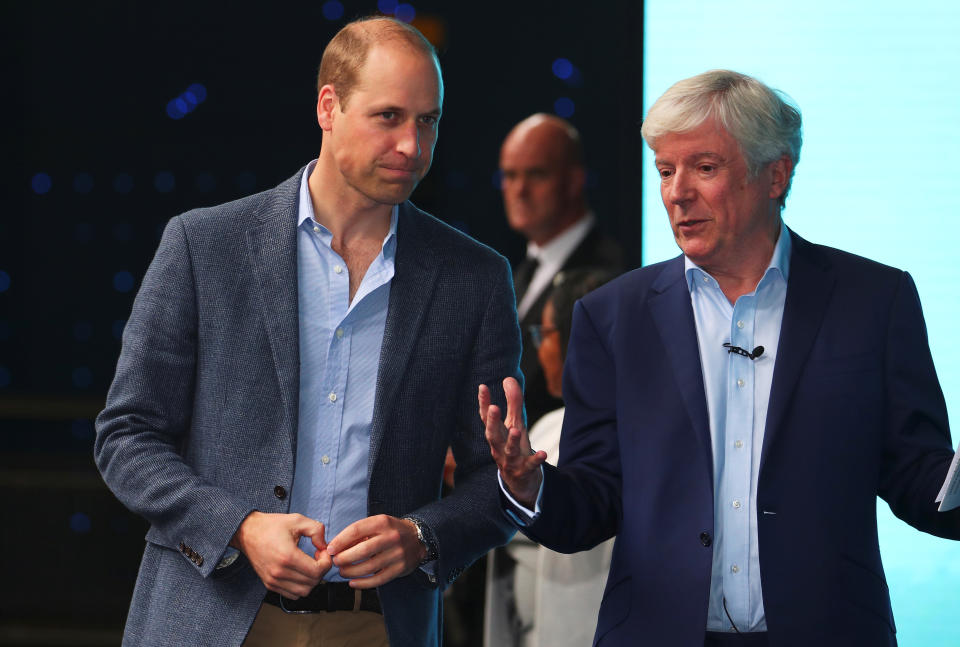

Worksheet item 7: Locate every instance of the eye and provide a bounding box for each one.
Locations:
[420,114,439,126]
[658,168,673,179]
[698,164,716,173]
[379,111,397,121]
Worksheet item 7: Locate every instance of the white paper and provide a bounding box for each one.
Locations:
[935,442,960,512]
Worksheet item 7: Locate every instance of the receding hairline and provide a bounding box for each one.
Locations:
[316,16,441,107]
[502,113,583,167]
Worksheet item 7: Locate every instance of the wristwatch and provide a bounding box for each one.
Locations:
[404,516,438,565]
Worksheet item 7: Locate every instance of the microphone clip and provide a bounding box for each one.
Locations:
[723,342,764,360]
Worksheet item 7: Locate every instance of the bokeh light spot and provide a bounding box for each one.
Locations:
[166,99,185,120]
[554,97,575,118]
[113,270,135,293]
[31,173,52,195]
[378,0,399,13]
[395,3,416,22]
[552,58,574,80]
[322,0,345,20]
[187,83,207,103]
[70,512,92,534]
[154,171,175,193]
[0,270,9,292]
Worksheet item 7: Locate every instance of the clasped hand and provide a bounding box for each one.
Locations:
[233,511,426,596]
[479,377,547,509]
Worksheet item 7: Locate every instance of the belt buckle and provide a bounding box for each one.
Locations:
[278,595,314,614]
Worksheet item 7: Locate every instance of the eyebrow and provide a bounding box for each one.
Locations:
[655,151,727,166]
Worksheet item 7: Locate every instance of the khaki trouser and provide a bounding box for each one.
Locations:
[244,602,389,647]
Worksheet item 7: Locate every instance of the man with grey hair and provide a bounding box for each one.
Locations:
[96,16,519,646]
[484,69,960,646]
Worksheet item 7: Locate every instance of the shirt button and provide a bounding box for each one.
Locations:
[737,378,745,388]
[731,564,740,573]
[334,265,344,274]
[336,328,344,339]
[702,276,709,284]
[729,627,738,633]
[328,392,337,402]
[313,225,320,233]
[734,440,743,449]
[737,320,745,329]
[321,455,330,465]
[733,499,742,509]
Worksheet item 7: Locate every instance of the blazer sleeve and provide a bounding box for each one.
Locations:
[878,271,960,537]
[405,254,521,588]
[524,299,623,553]
[94,217,252,577]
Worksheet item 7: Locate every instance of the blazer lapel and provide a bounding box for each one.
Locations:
[648,257,714,476]
[244,172,302,445]
[368,204,441,477]
[760,231,835,471]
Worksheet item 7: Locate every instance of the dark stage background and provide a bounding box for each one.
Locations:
[2,2,642,643]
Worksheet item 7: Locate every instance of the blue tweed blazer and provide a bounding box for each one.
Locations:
[95,168,521,646]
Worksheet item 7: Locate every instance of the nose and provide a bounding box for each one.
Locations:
[665,169,695,207]
[396,121,421,159]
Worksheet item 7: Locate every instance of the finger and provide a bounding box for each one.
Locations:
[483,404,509,462]
[503,424,527,458]
[308,522,327,553]
[478,384,492,423]
[279,543,330,580]
[348,564,403,589]
[327,515,382,555]
[502,377,525,431]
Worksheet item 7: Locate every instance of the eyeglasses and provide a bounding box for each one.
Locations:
[528,324,559,348]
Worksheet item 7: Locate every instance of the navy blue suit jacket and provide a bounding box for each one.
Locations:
[523,230,959,646]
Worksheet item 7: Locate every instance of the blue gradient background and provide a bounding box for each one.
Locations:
[642,2,960,644]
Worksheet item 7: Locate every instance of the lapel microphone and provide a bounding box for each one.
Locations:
[723,342,765,360]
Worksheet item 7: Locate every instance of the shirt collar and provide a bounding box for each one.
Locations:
[526,213,595,265]
[684,220,792,292]
[297,160,399,258]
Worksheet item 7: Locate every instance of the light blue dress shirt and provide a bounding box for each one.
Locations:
[686,221,791,632]
[289,161,397,582]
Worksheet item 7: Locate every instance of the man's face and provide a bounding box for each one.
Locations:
[500,126,580,244]
[323,43,442,206]
[654,119,784,275]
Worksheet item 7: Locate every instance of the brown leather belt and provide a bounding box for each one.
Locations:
[264,581,381,614]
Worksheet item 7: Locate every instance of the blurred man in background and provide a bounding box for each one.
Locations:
[500,114,625,427]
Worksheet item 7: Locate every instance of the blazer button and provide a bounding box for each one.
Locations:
[699,532,713,547]
[274,485,287,500]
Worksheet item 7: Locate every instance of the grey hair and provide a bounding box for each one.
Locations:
[641,70,802,207]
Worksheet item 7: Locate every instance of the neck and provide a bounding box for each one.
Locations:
[530,208,587,247]
[308,156,392,245]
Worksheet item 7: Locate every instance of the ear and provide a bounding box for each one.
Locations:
[316,84,339,132]
[767,155,793,201]
[566,165,587,200]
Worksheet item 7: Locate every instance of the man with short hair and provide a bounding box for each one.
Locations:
[500,114,624,426]
[96,17,519,646]
[484,70,960,646]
